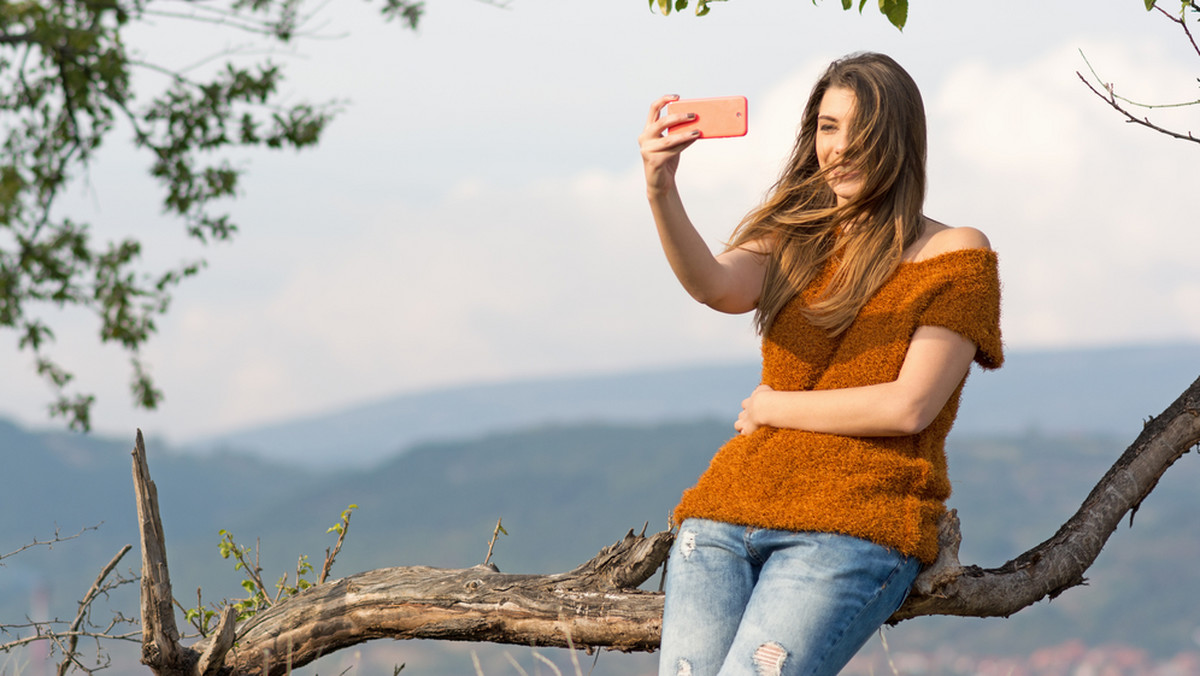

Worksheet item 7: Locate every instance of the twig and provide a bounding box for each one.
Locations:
[57,545,132,676]
[1078,50,1200,109]
[482,518,507,567]
[47,631,89,676]
[1155,3,1199,58]
[1074,6,1200,145]
[319,506,354,585]
[0,629,140,653]
[0,524,101,563]
[1076,72,1200,144]
[222,533,272,606]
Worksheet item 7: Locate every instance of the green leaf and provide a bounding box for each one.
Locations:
[841,0,852,9]
[1144,0,1156,9]
[879,0,907,29]
[674,0,688,11]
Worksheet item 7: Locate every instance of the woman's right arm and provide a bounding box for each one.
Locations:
[639,95,768,315]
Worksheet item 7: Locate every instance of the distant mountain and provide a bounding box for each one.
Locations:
[186,362,762,468]
[186,344,1200,469]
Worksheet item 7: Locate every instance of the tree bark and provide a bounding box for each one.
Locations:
[134,375,1200,676]
[132,430,193,676]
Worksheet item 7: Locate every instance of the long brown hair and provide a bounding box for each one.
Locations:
[729,52,928,336]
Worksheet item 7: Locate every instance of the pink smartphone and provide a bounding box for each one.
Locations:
[665,96,748,139]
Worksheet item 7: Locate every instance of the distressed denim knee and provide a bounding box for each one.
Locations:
[658,519,757,676]
[657,519,920,676]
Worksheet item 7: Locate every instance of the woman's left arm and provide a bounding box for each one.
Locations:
[735,325,978,437]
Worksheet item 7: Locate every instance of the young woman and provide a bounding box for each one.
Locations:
[638,53,1003,676]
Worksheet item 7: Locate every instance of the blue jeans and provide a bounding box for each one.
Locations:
[658,518,921,676]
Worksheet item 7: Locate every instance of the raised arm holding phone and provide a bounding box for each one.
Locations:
[639,53,1004,676]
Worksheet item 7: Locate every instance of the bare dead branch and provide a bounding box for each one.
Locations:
[57,545,133,676]
[1076,3,1200,144]
[196,607,237,676]
[0,524,101,564]
[132,429,188,673]
[0,629,140,654]
[1076,71,1200,144]
[482,517,505,568]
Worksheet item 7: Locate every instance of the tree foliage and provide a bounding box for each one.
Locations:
[0,0,423,431]
[649,0,910,29]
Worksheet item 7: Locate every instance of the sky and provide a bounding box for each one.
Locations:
[1,0,1197,444]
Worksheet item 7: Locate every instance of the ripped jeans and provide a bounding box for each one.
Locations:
[658,518,921,676]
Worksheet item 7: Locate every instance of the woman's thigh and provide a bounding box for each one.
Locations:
[658,519,759,676]
[716,531,920,676]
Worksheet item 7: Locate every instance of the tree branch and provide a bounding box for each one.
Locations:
[57,545,133,676]
[1076,71,1200,145]
[1156,3,1199,59]
[0,524,100,564]
[201,530,674,675]
[1076,4,1200,145]
[892,373,1200,620]
[132,429,189,674]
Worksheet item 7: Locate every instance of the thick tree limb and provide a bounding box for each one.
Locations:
[205,531,673,675]
[891,373,1200,620]
[136,375,1200,676]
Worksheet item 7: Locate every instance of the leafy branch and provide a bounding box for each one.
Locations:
[318,502,356,584]
[180,503,360,633]
[648,0,910,29]
[0,0,427,431]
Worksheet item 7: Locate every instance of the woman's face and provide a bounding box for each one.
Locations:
[815,86,862,206]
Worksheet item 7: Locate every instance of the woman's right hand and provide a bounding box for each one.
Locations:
[638,95,701,194]
[639,95,768,314]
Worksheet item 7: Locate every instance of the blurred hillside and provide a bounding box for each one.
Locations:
[184,344,1200,469]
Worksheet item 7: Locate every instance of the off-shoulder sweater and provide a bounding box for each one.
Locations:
[673,247,1003,564]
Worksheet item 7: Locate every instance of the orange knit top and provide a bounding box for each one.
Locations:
[673,247,1003,564]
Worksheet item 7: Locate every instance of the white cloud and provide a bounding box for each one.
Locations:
[926,38,1199,348]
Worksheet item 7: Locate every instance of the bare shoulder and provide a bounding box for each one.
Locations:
[904,221,992,263]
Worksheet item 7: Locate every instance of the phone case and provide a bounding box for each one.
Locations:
[666,96,748,139]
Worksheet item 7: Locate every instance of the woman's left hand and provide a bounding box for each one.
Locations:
[735,384,774,435]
